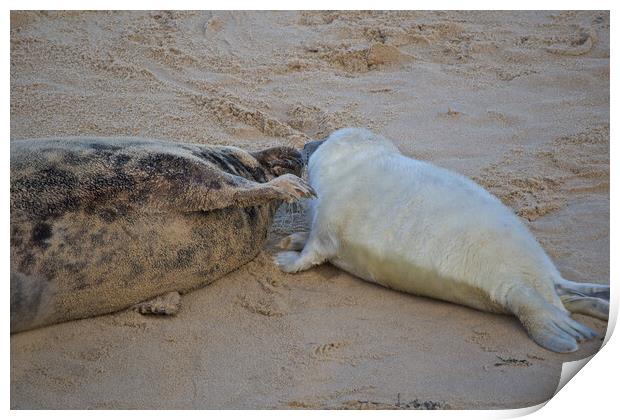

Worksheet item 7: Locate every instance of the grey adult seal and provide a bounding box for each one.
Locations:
[276,128,609,353]
[11,137,315,333]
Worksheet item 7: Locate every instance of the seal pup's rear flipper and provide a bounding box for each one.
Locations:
[561,295,609,320]
[555,278,610,301]
[274,229,334,273]
[507,286,597,353]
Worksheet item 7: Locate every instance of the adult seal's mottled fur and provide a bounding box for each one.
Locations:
[276,128,609,353]
[11,137,315,333]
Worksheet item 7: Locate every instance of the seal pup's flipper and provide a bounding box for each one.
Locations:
[274,230,334,273]
[132,291,181,315]
[555,278,610,301]
[507,286,597,353]
[561,295,609,321]
[278,232,310,251]
[274,250,324,273]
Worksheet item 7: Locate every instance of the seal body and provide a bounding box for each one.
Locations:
[11,137,315,332]
[276,128,609,353]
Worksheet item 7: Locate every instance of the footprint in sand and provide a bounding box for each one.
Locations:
[311,342,346,360]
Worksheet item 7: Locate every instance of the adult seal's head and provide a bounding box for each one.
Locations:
[251,146,305,178]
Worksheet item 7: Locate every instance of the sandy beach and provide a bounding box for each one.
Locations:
[10,10,609,409]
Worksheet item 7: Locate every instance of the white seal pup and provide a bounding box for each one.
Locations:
[275,128,609,353]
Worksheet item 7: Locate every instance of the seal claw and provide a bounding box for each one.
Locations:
[269,174,316,202]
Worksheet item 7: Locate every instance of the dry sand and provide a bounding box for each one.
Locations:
[10,11,609,409]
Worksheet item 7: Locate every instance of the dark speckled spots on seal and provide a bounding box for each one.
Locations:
[175,246,197,269]
[60,147,133,169]
[193,150,267,183]
[112,154,132,167]
[60,150,90,166]
[72,275,91,291]
[11,225,24,248]
[96,207,121,223]
[25,166,78,190]
[137,153,192,178]
[130,262,145,277]
[54,261,90,290]
[11,165,81,218]
[89,172,135,196]
[244,206,259,222]
[90,231,105,247]
[207,179,222,190]
[49,196,81,217]
[17,252,36,276]
[194,151,237,174]
[30,222,52,249]
[223,153,267,182]
[81,171,136,216]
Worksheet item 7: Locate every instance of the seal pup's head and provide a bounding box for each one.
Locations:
[302,140,324,164]
[303,128,399,170]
